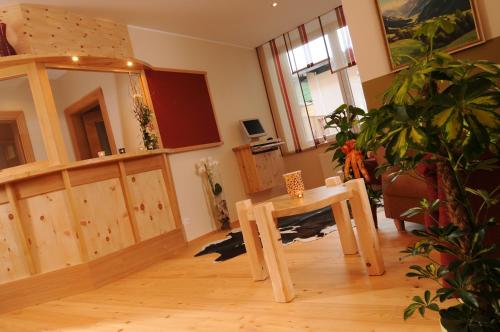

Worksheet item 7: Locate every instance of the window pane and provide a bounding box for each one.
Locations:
[299,63,345,142]
[320,11,354,71]
[303,19,329,66]
[346,66,368,111]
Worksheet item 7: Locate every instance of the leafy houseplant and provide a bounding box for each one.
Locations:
[325,104,383,221]
[196,157,230,230]
[357,18,500,331]
[132,95,159,150]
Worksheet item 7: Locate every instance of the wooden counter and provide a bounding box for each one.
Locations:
[0,150,186,313]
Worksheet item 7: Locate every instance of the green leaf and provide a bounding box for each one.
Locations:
[391,128,409,159]
[424,290,430,304]
[417,306,425,317]
[458,290,479,308]
[401,207,424,218]
[403,303,420,320]
[469,108,500,129]
[432,107,453,127]
[444,112,462,141]
[427,303,440,312]
[409,127,428,147]
[474,62,500,75]
[413,295,424,304]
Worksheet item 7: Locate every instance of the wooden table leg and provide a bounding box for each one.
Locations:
[331,201,358,255]
[326,177,358,255]
[236,200,268,281]
[345,179,385,276]
[254,202,295,303]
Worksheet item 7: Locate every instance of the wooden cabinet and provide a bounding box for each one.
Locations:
[233,145,284,194]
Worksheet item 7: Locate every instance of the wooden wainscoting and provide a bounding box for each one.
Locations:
[0,151,186,313]
[0,229,185,314]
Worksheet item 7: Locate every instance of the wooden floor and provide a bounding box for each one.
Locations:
[0,215,440,331]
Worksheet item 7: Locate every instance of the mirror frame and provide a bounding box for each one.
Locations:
[0,55,164,176]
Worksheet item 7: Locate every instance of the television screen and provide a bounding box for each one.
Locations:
[241,119,265,137]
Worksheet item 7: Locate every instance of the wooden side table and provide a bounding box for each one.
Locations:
[236,177,385,303]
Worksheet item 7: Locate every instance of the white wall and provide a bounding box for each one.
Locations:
[128,26,275,241]
[0,78,47,161]
[343,0,500,82]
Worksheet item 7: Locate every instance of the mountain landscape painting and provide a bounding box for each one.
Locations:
[376,0,483,70]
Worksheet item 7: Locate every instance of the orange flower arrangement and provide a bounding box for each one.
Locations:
[340,139,370,182]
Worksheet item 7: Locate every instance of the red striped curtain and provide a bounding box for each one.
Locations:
[258,6,356,153]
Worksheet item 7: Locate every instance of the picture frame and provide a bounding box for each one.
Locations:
[375,0,485,71]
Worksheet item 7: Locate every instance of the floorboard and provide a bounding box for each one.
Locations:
[0,214,440,331]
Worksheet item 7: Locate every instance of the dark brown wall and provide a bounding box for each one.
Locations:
[362,36,500,110]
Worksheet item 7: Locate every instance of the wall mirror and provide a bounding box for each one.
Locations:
[0,74,47,171]
[47,69,145,161]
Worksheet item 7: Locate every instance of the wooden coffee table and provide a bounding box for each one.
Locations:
[236,177,385,303]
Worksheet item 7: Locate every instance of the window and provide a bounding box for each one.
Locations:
[257,6,366,153]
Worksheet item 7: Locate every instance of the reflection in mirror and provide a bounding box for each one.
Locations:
[48,69,145,161]
[0,75,48,171]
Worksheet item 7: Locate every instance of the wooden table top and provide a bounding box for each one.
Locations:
[266,185,352,218]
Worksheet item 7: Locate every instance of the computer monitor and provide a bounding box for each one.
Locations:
[240,118,266,139]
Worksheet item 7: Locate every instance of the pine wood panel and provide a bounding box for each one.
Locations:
[71,178,135,259]
[0,229,186,314]
[0,203,31,284]
[0,4,133,59]
[17,190,82,273]
[233,145,285,194]
[0,186,7,204]
[14,172,65,200]
[254,149,285,189]
[125,170,175,241]
[123,155,164,175]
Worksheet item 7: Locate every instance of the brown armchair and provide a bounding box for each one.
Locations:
[382,171,427,231]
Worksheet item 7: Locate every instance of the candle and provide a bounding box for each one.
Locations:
[283,170,305,198]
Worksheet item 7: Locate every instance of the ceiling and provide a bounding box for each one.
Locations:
[0,0,341,47]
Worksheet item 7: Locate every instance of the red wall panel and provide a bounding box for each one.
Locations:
[145,69,221,150]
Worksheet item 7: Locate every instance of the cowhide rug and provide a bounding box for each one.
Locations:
[195,206,339,262]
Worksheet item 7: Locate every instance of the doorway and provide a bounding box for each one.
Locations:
[65,88,116,160]
[0,111,35,170]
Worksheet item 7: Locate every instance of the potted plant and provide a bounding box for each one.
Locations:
[356,18,500,331]
[325,104,383,226]
[132,94,159,150]
[196,157,231,230]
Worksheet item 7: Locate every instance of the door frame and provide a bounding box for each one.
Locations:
[64,87,117,160]
[0,111,36,164]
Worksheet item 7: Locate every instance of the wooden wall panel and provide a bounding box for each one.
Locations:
[0,186,7,204]
[0,203,31,284]
[17,190,81,273]
[126,170,175,241]
[0,4,133,58]
[72,179,135,259]
[0,229,186,314]
[15,172,65,200]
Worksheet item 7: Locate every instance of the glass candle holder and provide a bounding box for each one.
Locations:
[283,170,305,198]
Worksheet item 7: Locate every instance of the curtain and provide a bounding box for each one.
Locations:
[257,6,356,153]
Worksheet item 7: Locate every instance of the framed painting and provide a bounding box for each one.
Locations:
[375,0,484,70]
